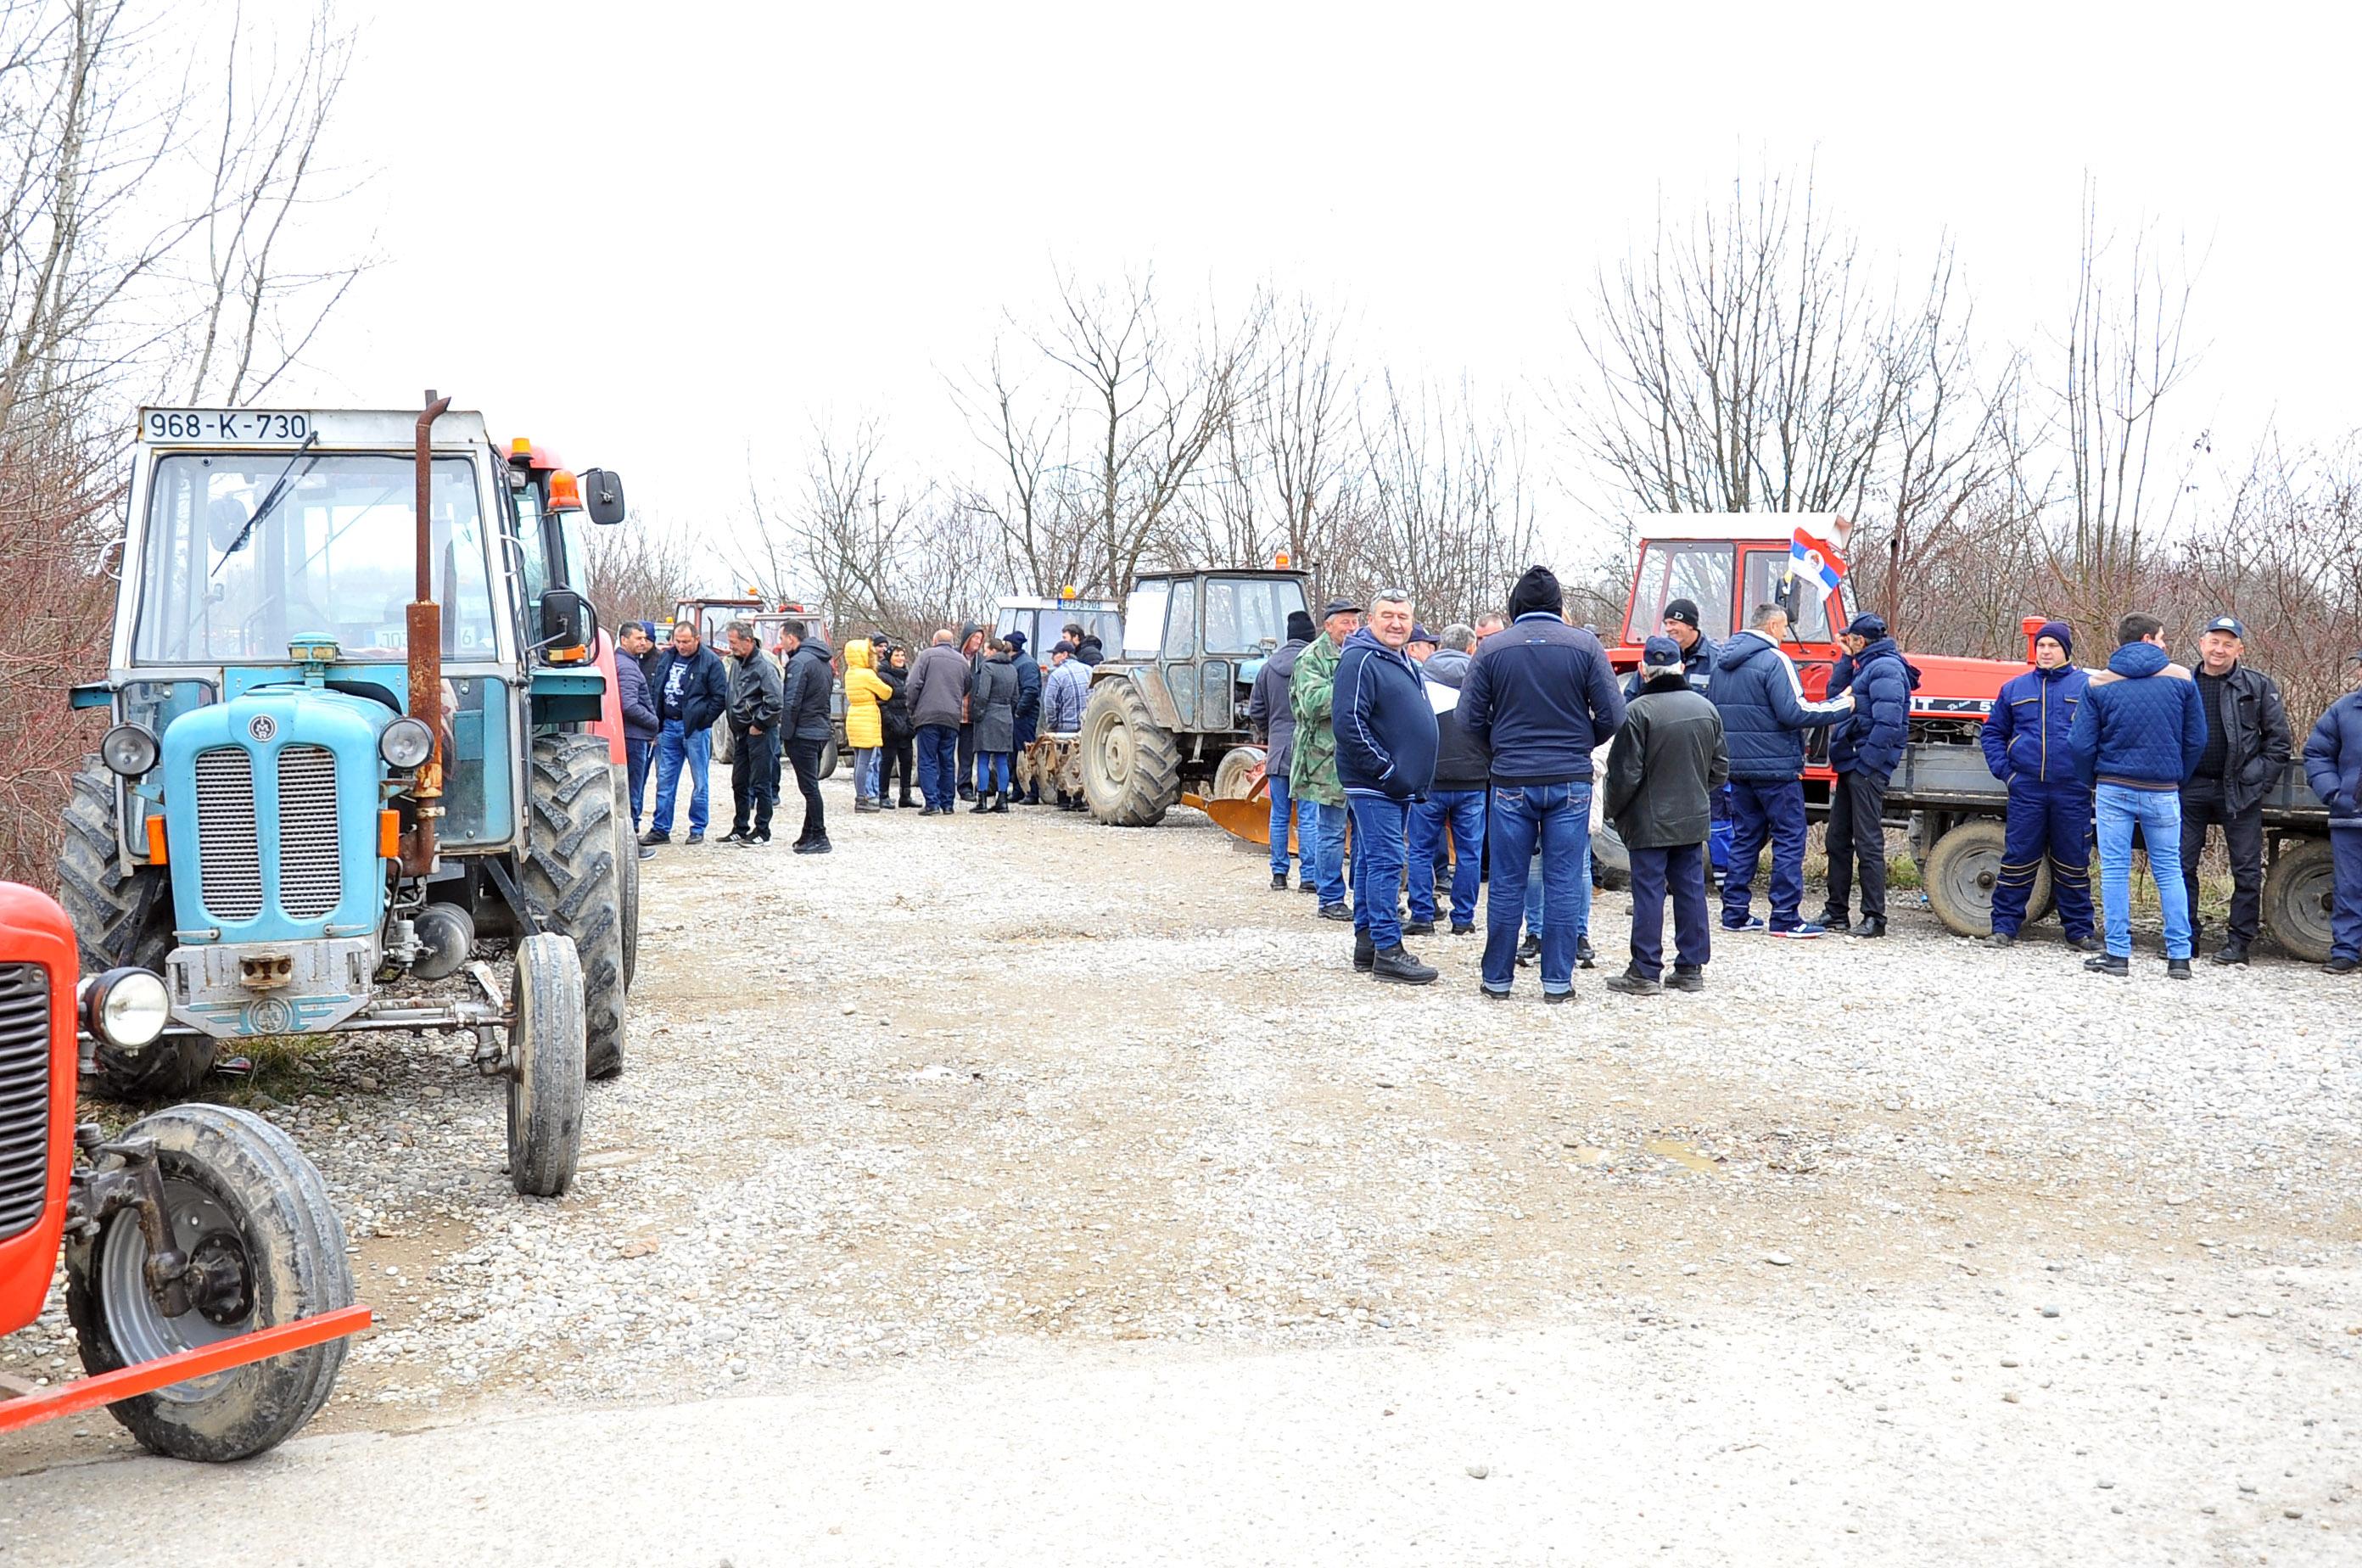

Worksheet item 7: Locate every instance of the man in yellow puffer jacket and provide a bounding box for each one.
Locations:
[843,639,895,812]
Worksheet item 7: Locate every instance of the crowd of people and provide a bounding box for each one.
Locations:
[606,577,2362,992]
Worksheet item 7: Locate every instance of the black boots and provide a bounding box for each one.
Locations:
[2084,953,2129,977]
[1354,931,1374,972]
[1606,966,1660,995]
[1850,917,1887,938]
[1370,944,1437,985]
[969,793,993,814]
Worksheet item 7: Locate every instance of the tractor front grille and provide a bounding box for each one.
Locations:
[0,963,51,1241]
[194,748,263,921]
[276,746,341,918]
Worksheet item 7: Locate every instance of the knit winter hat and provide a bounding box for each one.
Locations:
[1506,565,1563,620]
[1285,609,1315,643]
[1662,598,1702,629]
[2035,620,2073,658]
[1005,630,1027,651]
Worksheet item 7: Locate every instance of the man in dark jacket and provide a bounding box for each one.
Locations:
[645,620,729,847]
[719,620,783,846]
[1249,609,1315,889]
[1408,624,1487,936]
[906,630,971,815]
[615,621,660,849]
[1334,590,1440,985]
[776,619,836,853]
[2179,616,2293,965]
[1622,597,1719,697]
[1820,613,1911,938]
[1710,603,1852,936]
[2068,613,2208,977]
[1979,620,2097,950]
[1005,630,1044,804]
[2302,649,2362,974]
[1604,636,1729,994]
[1459,564,1626,1000]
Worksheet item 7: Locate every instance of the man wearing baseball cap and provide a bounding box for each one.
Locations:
[1820,612,1911,937]
[2180,615,2292,966]
[2300,649,2362,974]
[1602,634,1728,994]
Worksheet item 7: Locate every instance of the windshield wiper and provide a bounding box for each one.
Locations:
[211,432,321,577]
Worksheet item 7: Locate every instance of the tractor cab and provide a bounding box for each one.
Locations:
[1612,516,1850,703]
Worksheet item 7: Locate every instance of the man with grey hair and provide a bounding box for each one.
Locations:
[720,619,783,845]
[1335,588,1440,983]
[1474,610,1508,642]
[1710,602,1851,935]
[1408,622,1488,937]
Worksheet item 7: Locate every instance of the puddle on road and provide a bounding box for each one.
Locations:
[1643,1138,1722,1176]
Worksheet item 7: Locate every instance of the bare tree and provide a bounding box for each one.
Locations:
[1347,373,1538,620]
[950,341,1087,596]
[1185,291,1359,577]
[581,513,695,627]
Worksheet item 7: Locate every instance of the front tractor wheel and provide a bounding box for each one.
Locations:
[1080,680,1182,827]
[525,735,628,1079]
[507,932,586,1197]
[64,1105,355,1462]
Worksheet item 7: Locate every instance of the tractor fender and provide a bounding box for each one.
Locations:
[1093,666,1181,732]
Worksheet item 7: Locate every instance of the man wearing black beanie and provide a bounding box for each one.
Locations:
[1977,619,2100,950]
[1458,565,1626,1000]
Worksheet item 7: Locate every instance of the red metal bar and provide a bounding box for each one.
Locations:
[0,1303,372,1434]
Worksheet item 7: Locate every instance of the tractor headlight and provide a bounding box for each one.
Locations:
[100,723,159,778]
[379,717,434,770]
[85,966,170,1049]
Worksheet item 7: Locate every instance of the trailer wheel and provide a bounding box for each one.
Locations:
[1212,746,1264,800]
[1922,819,2047,938]
[507,932,586,1197]
[1082,680,1180,827]
[2263,837,2337,964]
[525,734,627,1080]
[610,761,640,992]
[64,1105,353,1461]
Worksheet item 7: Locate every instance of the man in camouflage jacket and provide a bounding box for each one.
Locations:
[1290,598,1361,919]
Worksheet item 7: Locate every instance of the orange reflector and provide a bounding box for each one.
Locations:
[145,815,167,864]
[548,645,588,664]
[378,810,400,859]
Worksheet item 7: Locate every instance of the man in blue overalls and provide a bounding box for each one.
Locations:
[1978,619,2099,949]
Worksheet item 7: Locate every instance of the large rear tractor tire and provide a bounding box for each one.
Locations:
[507,932,586,1197]
[610,760,641,992]
[2263,837,2337,964]
[525,735,628,1080]
[57,759,213,1100]
[64,1105,354,1461]
[1922,818,2046,938]
[1081,680,1182,827]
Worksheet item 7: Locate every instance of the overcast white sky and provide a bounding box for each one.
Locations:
[267,0,2361,580]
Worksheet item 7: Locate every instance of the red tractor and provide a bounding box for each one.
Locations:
[0,882,364,1459]
[1604,517,2337,955]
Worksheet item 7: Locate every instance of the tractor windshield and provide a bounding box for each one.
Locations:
[1201,576,1307,654]
[1626,542,1736,644]
[133,453,498,663]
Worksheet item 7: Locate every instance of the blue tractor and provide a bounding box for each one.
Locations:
[57,399,636,1196]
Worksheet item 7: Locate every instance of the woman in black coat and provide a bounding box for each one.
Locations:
[876,642,917,809]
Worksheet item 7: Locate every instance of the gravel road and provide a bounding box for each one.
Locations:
[3,776,2356,1563]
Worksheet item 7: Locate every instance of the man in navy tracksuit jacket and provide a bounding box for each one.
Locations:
[1819,613,1911,937]
[1710,604,1852,935]
[1978,619,2097,949]
[1458,565,1626,999]
[1333,595,1440,984]
[2068,613,2209,975]
[2301,650,2362,974]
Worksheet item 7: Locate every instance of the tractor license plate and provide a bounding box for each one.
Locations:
[140,409,315,444]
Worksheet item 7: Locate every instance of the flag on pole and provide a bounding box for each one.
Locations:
[1789,524,1847,596]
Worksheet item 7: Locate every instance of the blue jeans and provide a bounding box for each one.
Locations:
[1721,778,1808,930]
[2331,826,2362,964]
[2096,783,2192,959]
[624,736,654,832]
[1523,836,1592,938]
[854,745,882,801]
[1304,798,1349,906]
[1484,781,1590,994]
[652,720,710,836]
[1266,772,1298,877]
[976,751,1010,793]
[1995,777,2096,939]
[918,724,960,809]
[1347,794,1413,949]
[1410,788,1485,926]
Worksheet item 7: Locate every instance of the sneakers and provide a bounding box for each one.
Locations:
[1450,921,1475,937]
[685,832,705,847]
[636,843,656,861]
[1515,932,1541,966]
[1542,988,1576,1005]
[2084,953,2130,977]
[1724,917,1767,934]
[1984,930,2016,948]
[2210,944,2249,966]
[1370,945,1438,985]
[2167,958,2192,980]
[1606,966,1661,996]
[1317,903,1352,923]
[1402,918,1436,937]
[2326,956,2359,975]
[855,798,881,815]
[1353,931,1375,972]
[748,830,772,847]
[1575,936,1596,970]
[794,837,832,854]
[1478,983,1513,1001]
[638,830,670,847]
[1766,922,1826,940]
[1665,966,1706,993]
[1850,917,1887,938]
[1271,872,1290,892]
[718,829,752,846]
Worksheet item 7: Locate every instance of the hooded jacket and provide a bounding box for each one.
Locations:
[1073,634,1105,668]
[1708,630,1850,783]
[725,642,783,735]
[1333,628,1439,800]
[968,651,1020,753]
[1604,674,1730,848]
[2303,690,2362,827]
[841,639,894,749]
[1419,644,1489,791]
[2068,641,2208,791]
[2185,662,2292,815]
[1457,613,1626,785]
[1980,663,2090,787]
[906,641,970,729]
[778,636,836,742]
[1827,636,1911,778]
[878,655,913,741]
[1043,656,1091,732]
[652,642,729,735]
[615,641,659,742]
[1287,632,1346,807]
[1247,636,1309,776]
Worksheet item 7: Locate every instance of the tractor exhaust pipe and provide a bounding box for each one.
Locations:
[401,390,454,876]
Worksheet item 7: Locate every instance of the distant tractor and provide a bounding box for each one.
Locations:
[59,400,637,1196]
[672,596,839,778]
[994,592,1122,671]
[1074,568,1310,826]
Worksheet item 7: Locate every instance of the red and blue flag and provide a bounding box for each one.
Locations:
[1789,524,1847,596]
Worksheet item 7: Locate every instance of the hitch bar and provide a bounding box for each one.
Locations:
[0,1304,372,1435]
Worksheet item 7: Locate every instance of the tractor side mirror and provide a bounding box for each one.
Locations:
[540,587,591,652]
[581,468,626,526]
